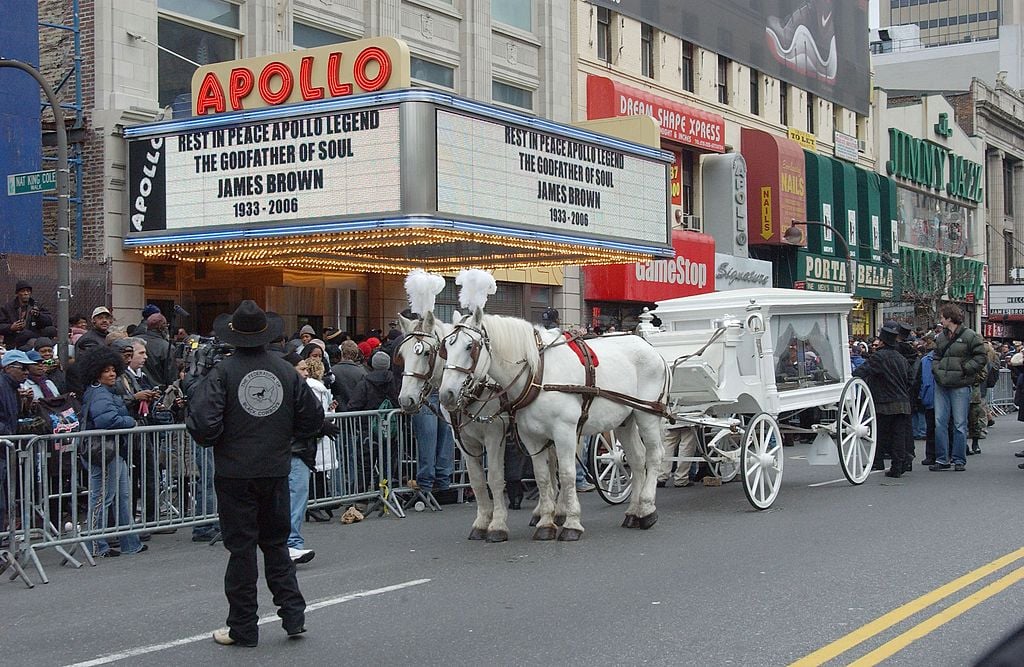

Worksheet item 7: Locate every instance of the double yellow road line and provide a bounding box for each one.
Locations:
[790,546,1024,666]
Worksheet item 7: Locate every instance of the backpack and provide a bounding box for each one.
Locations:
[370,396,398,440]
[985,362,1000,389]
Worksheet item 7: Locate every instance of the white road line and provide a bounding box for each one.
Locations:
[808,470,883,487]
[64,578,431,667]
[1011,438,1024,444]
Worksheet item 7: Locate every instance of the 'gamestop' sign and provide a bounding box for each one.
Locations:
[128,107,401,233]
[583,230,715,301]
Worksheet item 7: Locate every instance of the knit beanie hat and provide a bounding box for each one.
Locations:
[371,351,390,370]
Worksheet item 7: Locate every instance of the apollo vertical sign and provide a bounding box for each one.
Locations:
[436,110,670,246]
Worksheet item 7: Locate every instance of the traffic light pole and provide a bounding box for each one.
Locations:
[0,58,71,369]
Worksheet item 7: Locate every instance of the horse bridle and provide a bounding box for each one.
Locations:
[397,328,443,412]
[441,320,490,411]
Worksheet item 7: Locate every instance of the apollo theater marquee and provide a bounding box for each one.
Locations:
[124,37,673,274]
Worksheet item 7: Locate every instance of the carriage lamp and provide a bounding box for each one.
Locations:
[783,220,855,296]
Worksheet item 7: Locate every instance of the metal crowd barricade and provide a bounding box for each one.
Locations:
[4,407,472,587]
[988,368,1016,415]
[1,437,35,588]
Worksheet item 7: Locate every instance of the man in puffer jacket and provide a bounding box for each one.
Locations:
[854,324,911,477]
[930,303,987,472]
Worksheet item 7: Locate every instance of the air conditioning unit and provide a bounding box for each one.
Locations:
[858,139,867,152]
[679,214,703,233]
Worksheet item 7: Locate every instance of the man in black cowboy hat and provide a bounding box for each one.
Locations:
[854,323,912,477]
[185,300,324,648]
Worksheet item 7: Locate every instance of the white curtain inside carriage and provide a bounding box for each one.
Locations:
[771,314,844,390]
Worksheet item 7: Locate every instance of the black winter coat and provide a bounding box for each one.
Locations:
[0,296,54,337]
[345,369,398,412]
[185,347,324,478]
[852,345,911,413]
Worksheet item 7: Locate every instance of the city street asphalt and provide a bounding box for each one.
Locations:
[5,414,1024,666]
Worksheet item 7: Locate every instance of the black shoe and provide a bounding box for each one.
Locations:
[884,468,902,478]
[921,459,935,466]
[286,626,307,638]
[1015,451,1024,458]
[305,509,331,522]
[954,464,966,471]
[1018,462,1024,470]
[140,533,151,542]
[871,462,886,471]
[656,480,666,488]
[966,449,974,456]
[929,463,952,471]
[972,446,981,455]
[95,549,120,558]
[902,462,912,473]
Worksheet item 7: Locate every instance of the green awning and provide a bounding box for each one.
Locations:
[804,151,837,256]
[856,168,881,263]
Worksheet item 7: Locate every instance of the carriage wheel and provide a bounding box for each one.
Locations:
[589,432,632,505]
[704,415,744,483]
[740,412,784,510]
[836,377,877,484]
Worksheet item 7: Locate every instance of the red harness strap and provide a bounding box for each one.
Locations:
[564,333,599,367]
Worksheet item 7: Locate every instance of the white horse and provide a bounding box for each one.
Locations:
[395,311,517,542]
[438,309,669,540]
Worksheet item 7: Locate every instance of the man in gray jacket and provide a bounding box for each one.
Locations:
[186,300,324,648]
[930,303,987,472]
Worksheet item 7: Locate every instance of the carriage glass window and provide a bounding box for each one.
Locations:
[771,314,843,390]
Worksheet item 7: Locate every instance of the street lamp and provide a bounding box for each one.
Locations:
[783,219,855,295]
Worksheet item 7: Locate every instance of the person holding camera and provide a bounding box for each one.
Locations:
[0,281,58,349]
[186,300,324,648]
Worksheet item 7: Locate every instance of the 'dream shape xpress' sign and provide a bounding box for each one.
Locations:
[128,108,401,233]
[436,110,669,245]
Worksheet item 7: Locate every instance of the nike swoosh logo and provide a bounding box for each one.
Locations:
[821,12,832,27]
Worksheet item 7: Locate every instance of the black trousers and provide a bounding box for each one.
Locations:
[877,413,910,471]
[215,475,305,644]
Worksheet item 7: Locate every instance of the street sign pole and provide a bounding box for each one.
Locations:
[0,58,71,370]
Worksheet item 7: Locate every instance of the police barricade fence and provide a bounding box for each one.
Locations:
[988,368,1016,415]
[1,408,472,586]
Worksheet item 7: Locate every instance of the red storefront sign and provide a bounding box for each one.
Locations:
[586,75,726,153]
[740,128,807,245]
[583,230,715,301]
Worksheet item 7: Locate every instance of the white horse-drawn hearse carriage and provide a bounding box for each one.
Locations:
[590,287,878,510]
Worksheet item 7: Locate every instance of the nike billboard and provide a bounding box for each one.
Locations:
[587,0,870,116]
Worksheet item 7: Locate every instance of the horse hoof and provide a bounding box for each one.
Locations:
[637,510,658,530]
[557,527,583,542]
[529,515,540,527]
[553,514,566,526]
[532,526,558,541]
[468,527,487,541]
[485,530,509,543]
[621,514,638,529]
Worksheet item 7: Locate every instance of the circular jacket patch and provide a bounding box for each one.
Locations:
[238,370,284,417]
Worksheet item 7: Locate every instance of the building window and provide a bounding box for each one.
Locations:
[158,0,238,28]
[157,14,238,112]
[681,41,694,92]
[493,80,533,110]
[597,7,611,63]
[833,105,843,134]
[681,151,695,215]
[492,0,531,32]
[1004,161,1015,216]
[807,93,816,134]
[780,82,789,125]
[293,22,351,49]
[717,55,729,105]
[750,69,760,115]
[641,24,654,78]
[411,56,455,89]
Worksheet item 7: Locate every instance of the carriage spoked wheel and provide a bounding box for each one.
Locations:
[589,431,632,505]
[704,415,744,483]
[740,412,784,510]
[836,377,877,484]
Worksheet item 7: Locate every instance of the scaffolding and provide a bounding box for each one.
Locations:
[38,0,84,258]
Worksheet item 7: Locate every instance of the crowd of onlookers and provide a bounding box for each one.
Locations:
[0,280,457,563]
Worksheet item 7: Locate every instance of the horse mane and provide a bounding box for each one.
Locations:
[479,313,548,374]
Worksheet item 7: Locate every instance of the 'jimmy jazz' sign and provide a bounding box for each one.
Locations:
[885,127,982,203]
